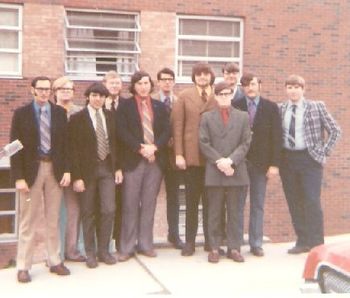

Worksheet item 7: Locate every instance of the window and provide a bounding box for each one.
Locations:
[0,4,22,77]
[176,15,243,82]
[64,9,141,80]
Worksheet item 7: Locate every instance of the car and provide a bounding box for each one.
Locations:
[301,241,350,293]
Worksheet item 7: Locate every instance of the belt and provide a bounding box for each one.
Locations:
[38,154,51,162]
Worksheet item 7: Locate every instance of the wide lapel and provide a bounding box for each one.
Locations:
[130,97,143,133]
[49,102,57,147]
[302,100,312,127]
[280,102,288,120]
[29,102,40,146]
[211,108,226,138]
[104,109,113,143]
[225,106,236,132]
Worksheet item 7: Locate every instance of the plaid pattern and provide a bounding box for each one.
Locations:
[280,100,341,164]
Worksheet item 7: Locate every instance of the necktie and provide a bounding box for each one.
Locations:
[164,96,171,114]
[248,100,256,128]
[40,107,51,153]
[141,100,154,144]
[288,105,297,148]
[201,90,208,103]
[221,108,229,126]
[95,109,109,160]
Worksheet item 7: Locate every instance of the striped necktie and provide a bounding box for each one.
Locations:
[248,100,256,128]
[95,109,110,160]
[141,100,154,144]
[40,107,51,153]
[164,96,171,114]
[288,105,297,148]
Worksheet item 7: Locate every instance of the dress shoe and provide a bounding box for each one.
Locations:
[250,247,264,257]
[118,253,133,262]
[49,263,70,275]
[98,253,117,265]
[218,247,226,256]
[86,256,98,268]
[168,235,184,249]
[181,242,195,256]
[138,250,157,258]
[208,251,220,263]
[17,270,31,283]
[227,249,245,262]
[204,243,211,252]
[65,255,86,262]
[287,246,310,254]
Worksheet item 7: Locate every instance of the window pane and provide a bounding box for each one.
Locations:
[0,215,15,234]
[0,192,15,211]
[208,41,240,57]
[179,40,206,56]
[178,60,224,77]
[0,30,18,49]
[0,53,18,73]
[179,19,207,35]
[0,8,18,27]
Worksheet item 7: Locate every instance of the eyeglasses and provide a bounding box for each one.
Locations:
[35,88,51,93]
[217,92,233,97]
[159,78,174,82]
[56,87,74,92]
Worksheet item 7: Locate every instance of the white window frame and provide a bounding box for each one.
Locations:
[0,4,22,78]
[176,15,244,83]
[64,8,141,81]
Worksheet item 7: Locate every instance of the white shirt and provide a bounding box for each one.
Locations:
[283,99,306,150]
[87,105,108,137]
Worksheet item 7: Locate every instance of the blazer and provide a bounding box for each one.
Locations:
[233,96,282,172]
[231,86,244,104]
[115,96,171,172]
[199,106,251,186]
[10,101,69,187]
[173,86,217,167]
[280,100,341,164]
[69,108,120,185]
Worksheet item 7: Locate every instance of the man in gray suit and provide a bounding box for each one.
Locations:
[222,62,244,104]
[199,81,251,263]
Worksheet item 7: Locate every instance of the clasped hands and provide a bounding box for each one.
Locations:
[140,144,157,163]
[216,157,234,176]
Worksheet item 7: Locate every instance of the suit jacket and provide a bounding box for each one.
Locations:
[280,100,341,164]
[10,101,69,187]
[69,108,120,185]
[199,106,251,186]
[173,86,217,167]
[233,96,282,172]
[231,86,244,104]
[115,96,170,172]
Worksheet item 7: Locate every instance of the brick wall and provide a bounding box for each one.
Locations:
[1,0,349,267]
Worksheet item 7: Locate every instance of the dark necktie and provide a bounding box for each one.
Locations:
[288,105,297,148]
[164,96,171,114]
[201,90,208,103]
[95,110,109,160]
[40,107,51,153]
[248,100,256,128]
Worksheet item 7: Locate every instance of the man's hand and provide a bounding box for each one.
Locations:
[60,172,71,187]
[15,179,29,193]
[266,166,279,179]
[140,144,157,159]
[175,155,186,170]
[73,179,85,192]
[115,170,123,184]
[216,157,233,173]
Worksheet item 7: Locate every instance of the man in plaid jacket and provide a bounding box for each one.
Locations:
[279,74,341,254]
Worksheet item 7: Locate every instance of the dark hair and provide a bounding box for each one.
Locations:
[191,63,215,86]
[222,62,240,74]
[157,67,175,80]
[84,82,110,98]
[31,76,51,88]
[129,71,154,95]
[240,73,262,87]
[214,81,232,95]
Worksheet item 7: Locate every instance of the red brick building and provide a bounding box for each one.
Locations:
[0,0,349,267]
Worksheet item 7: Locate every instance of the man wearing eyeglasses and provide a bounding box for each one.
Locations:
[222,62,244,104]
[233,73,282,257]
[10,76,71,283]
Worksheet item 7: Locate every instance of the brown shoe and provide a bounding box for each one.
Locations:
[138,250,157,258]
[65,255,86,262]
[49,263,70,275]
[98,253,117,265]
[227,249,245,263]
[86,256,98,268]
[17,270,31,283]
[181,242,195,256]
[118,253,133,262]
[250,247,264,257]
[208,251,220,263]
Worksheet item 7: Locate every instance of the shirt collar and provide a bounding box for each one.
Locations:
[159,90,173,102]
[196,85,212,97]
[245,96,260,106]
[33,100,51,113]
[287,98,305,109]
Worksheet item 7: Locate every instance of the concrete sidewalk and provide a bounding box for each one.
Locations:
[1,234,349,297]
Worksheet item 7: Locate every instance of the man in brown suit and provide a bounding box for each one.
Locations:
[173,63,217,256]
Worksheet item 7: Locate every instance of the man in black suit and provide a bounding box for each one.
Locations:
[116,71,170,261]
[69,82,123,268]
[233,73,282,257]
[11,76,71,283]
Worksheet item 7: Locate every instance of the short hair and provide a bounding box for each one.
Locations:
[52,76,74,91]
[214,81,232,95]
[31,76,51,88]
[285,74,305,88]
[157,67,175,80]
[84,82,110,98]
[129,71,154,95]
[191,63,216,86]
[222,62,240,74]
[240,73,262,87]
[102,70,121,83]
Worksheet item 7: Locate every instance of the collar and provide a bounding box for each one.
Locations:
[287,98,305,109]
[159,90,173,102]
[245,96,260,106]
[87,104,103,115]
[196,85,212,97]
[33,100,51,113]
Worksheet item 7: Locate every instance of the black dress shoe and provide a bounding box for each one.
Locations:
[98,253,117,265]
[168,236,184,249]
[17,270,31,283]
[86,256,98,268]
[181,242,195,256]
[287,246,310,254]
[49,263,70,275]
[250,247,264,257]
